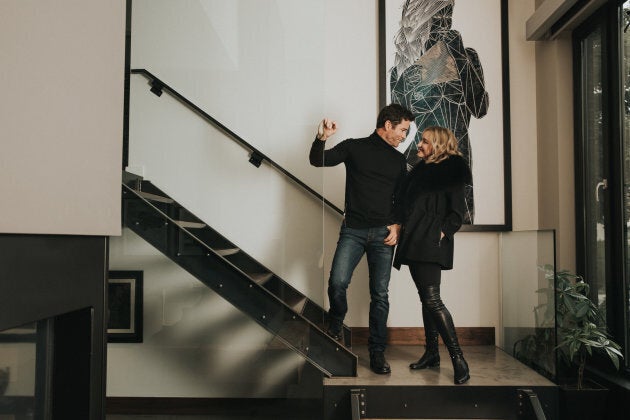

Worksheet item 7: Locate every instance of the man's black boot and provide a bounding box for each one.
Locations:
[326,319,343,341]
[370,351,391,374]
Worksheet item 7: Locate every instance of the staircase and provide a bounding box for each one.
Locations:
[121,171,357,377]
[123,70,559,419]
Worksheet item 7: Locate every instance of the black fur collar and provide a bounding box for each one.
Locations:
[406,154,472,193]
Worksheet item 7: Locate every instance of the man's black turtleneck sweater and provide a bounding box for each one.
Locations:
[309,131,406,228]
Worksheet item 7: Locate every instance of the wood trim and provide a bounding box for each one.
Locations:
[351,327,495,346]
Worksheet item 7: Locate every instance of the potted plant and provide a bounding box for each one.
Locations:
[553,267,623,388]
[548,266,623,419]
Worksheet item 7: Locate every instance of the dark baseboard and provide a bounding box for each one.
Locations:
[351,326,495,346]
[106,397,321,415]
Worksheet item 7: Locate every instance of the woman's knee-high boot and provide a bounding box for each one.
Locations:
[425,286,470,384]
[409,306,440,369]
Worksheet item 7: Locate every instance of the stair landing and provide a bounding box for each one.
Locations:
[323,345,558,420]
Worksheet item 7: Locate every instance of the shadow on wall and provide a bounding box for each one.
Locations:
[108,230,314,398]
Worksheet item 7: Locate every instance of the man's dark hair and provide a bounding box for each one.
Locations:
[376,103,414,128]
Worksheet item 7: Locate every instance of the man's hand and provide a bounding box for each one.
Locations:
[317,118,337,141]
[384,224,401,246]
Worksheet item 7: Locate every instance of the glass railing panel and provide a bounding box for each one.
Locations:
[118,0,358,400]
[127,70,326,310]
[133,187,351,371]
[499,230,556,380]
[114,183,356,397]
[0,322,37,419]
[130,0,342,194]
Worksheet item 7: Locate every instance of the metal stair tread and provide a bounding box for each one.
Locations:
[250,272,274,284]
[173,220,206,229]
[215,247,240,256]
[136,190,174,203]
[290,297,308,314]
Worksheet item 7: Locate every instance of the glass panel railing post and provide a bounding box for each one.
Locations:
[499,230,556,381]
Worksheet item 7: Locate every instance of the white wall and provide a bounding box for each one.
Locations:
[0,0,124,399]
[0,0,125,236]
[108,0,543,397]
[126,0,504,328]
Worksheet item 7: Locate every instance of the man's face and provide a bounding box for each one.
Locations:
[382,119,411,148]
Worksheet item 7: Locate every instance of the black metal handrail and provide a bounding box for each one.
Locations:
[130,68,344,216]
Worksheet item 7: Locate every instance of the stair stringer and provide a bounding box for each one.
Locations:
[122,182,357,377]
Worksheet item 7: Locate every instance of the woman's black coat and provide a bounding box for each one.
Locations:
[393,154,472,270]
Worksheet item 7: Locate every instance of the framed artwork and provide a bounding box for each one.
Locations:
[107,270,143,343]
[379,0,511,230]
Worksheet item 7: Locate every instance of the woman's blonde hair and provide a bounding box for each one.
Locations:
[422,126,462,164]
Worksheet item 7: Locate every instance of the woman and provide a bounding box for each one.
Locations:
[393,126,472,384]
[390,0,488,224]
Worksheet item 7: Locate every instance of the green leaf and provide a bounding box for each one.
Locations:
[605,348,620,370]
[575,303,589,318]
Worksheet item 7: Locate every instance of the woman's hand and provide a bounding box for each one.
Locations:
[384,224,401,246]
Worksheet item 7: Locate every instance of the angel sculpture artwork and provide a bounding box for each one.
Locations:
[390,0,489,224]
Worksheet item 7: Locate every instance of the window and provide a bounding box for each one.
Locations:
[574,0,630,372]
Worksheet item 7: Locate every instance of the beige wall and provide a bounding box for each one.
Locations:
[536,36,576,272]
[527,0,577,274]
[510,0,540,231]
[0,1,125,236]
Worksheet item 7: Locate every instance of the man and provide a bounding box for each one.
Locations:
[309,104,413,374]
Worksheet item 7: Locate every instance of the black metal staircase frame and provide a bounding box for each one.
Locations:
[325,385,557,419]
[121,175,357,377]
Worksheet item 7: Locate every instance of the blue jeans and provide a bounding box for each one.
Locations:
[328,225,394,353]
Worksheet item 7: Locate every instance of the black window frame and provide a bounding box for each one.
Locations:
[573,0,630,376]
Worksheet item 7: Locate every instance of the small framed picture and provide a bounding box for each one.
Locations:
[107,270,143,343]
